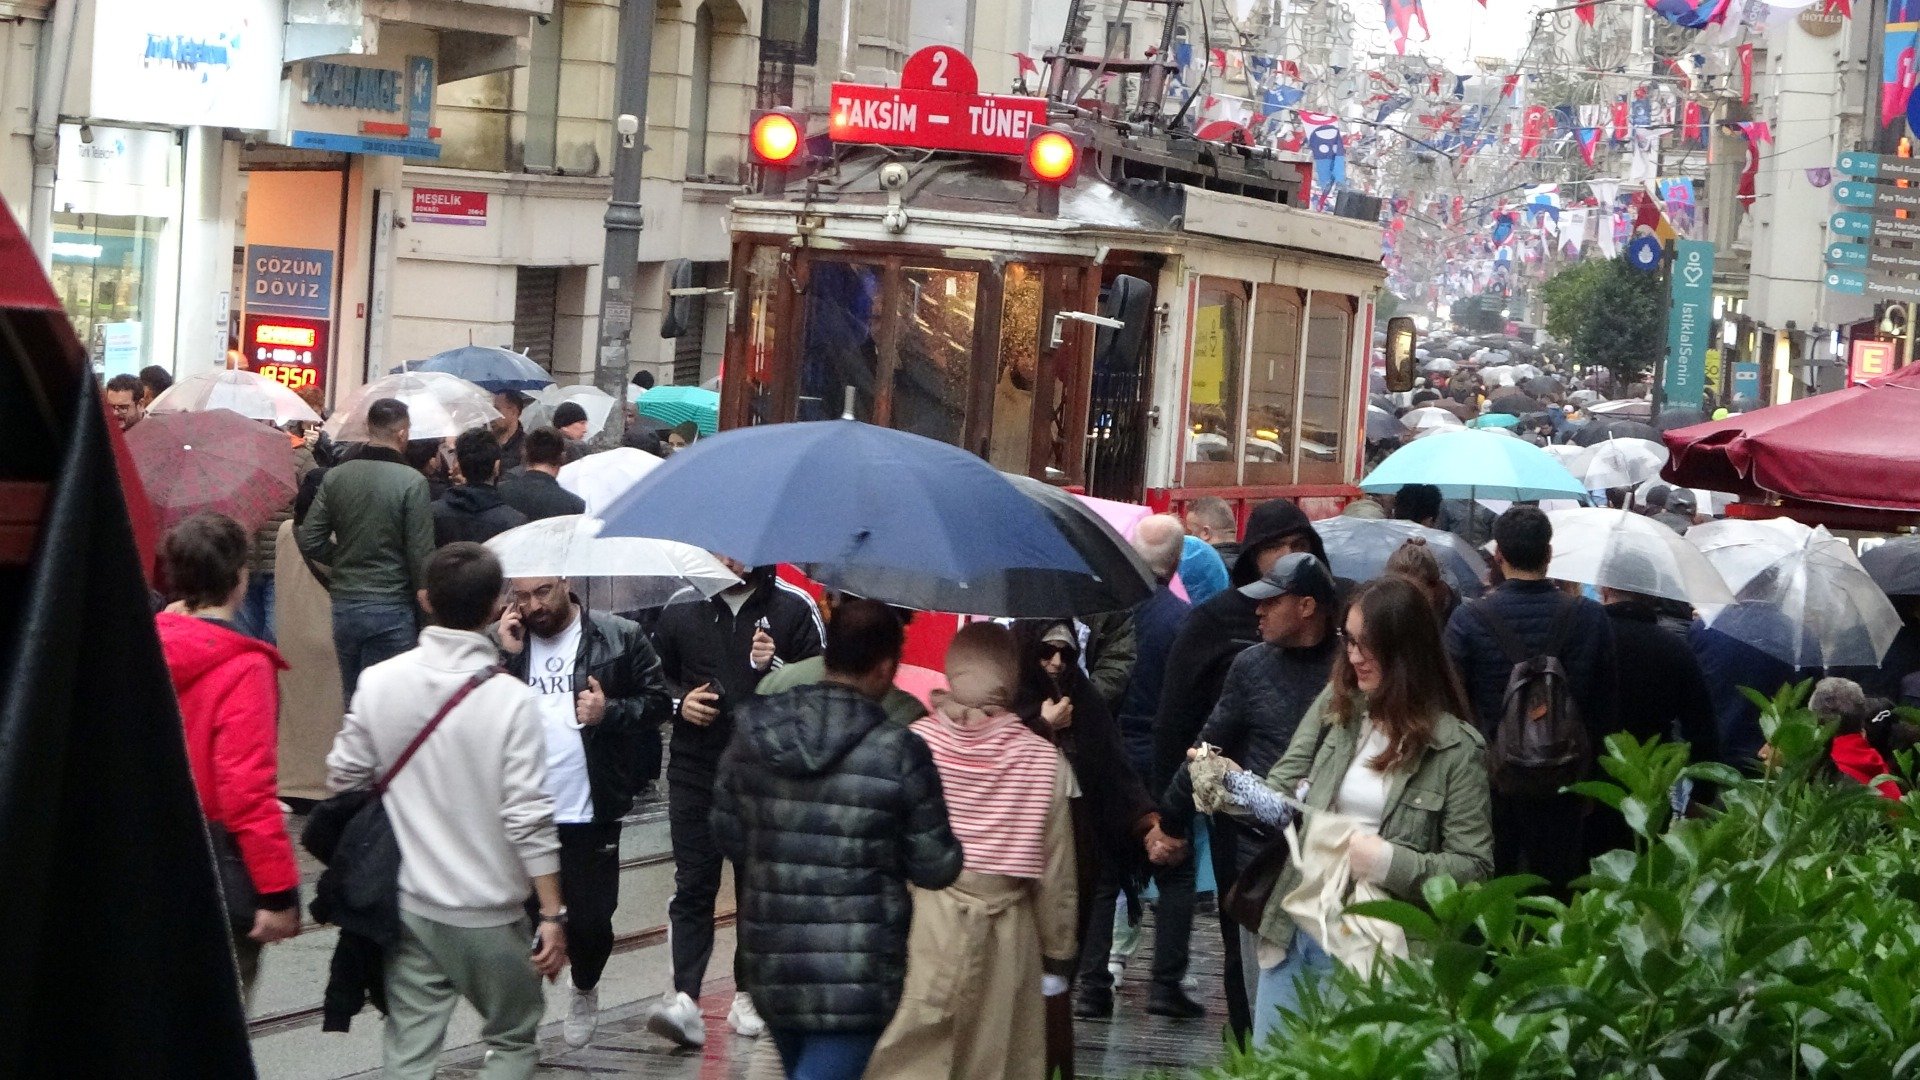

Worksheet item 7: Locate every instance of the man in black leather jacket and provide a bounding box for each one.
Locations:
[712,599,961,1076]
[495,577,671,1048]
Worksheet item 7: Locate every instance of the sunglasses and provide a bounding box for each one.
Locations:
[1039,643,1077,661]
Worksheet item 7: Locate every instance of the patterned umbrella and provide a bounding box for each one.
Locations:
[635,385,719,435]
[125,409,295,534]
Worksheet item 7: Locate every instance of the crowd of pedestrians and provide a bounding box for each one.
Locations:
[142,384,1920,1080]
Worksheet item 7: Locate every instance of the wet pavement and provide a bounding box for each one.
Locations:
[367,905,1234,1079]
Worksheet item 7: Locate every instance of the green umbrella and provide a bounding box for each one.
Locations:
[1469,412,1520,430]
[636,385,719,435]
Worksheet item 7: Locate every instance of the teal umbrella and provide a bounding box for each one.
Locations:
[1468,412,1520,430]
[636,385,719,435]
[1360,429,1589,501]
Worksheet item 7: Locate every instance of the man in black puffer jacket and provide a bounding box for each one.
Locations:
[713,599,961,1077]
[433,428,528,546]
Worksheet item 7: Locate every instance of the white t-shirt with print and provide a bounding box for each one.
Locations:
[526,612,594,825]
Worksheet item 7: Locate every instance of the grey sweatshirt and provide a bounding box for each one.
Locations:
[326,626,560,927]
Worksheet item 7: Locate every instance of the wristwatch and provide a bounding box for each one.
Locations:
[539,907,568,926]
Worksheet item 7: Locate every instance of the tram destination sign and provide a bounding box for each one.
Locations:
[830,46,1048,156]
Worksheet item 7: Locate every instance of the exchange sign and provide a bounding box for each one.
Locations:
[829,46,1049,156]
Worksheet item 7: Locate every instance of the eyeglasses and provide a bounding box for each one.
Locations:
[1039,644,1077,662]
[507,582,562,607]
[1335,628,1374,659]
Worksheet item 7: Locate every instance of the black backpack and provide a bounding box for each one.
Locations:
[1473,598,1590,797]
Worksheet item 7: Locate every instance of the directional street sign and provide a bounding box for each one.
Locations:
[1827,242,1868,267]
[1828,269,1866,295]
[1828,209,1920,242]
[1664,239,1714,409]
[1832,180,1920,214]
[1831,210,1875,238]
[1837,150,1920,181]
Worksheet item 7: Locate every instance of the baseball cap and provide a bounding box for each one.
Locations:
[1238,551,1336,605]
[1668,490,1696,511]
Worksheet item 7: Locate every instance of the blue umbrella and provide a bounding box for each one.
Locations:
[400,345,555,393]
[597,420,1097,615]
[1360,429,1589,501]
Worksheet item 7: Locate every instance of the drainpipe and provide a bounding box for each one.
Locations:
[27,0,81,267]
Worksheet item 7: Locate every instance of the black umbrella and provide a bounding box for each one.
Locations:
[1573,418,1661,446]
[1489,395,1545,416]
[1366,405,1408,442]
[1656,406,1706,432]
[1862,537,1920,596]
[1522,376,1562,398]
[1369,372,1389,394]
[999,474,1158,615]
[1370,393,1397,412]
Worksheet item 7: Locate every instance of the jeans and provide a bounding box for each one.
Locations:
[332,599,419,702]
[1252,929,1334,1047]
[768,1029,881,1080]
[383,912,544,1080]
[238,573,276,645]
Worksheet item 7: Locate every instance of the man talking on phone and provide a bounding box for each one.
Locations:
[646,556,824,1046]
[496,574,671,1049]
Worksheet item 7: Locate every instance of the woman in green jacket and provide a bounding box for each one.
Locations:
[1200,575,1495,1045]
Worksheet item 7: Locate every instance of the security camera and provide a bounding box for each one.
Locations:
[615,114,640,137]
[879,162,909,191]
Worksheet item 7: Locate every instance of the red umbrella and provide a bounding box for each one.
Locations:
[1662,365,1920,510]
[124,409,295,533]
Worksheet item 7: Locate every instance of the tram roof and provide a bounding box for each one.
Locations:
[730,147,1385,269]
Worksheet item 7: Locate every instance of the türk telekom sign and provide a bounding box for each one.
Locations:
[830,46,1048,156]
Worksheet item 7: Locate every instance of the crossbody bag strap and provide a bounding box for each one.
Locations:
[373,665,503,796]
[1470,601,1535,665]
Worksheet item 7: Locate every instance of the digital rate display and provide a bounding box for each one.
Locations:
[244,313,330,398]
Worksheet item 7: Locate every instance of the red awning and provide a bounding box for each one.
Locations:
[1662,365,1920,510]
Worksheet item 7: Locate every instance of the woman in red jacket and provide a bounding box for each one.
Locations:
[156,512,301,997]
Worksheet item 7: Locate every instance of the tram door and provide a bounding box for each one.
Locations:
[1085,273,1155,502]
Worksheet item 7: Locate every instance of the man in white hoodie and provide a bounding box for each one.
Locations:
[326,542,567,1080]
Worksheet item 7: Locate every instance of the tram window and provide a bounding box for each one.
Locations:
[741,246,782,425]
[1298,292,1355,485]
[799,261,884,422]
[1246,285,1304,485]
[1185,279,1248,488]
[893,267,979,446]
[990,264,1043,472]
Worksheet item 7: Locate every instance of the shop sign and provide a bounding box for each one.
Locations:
[1731,361,1761,403]
[281,54,440,159]
[88,0,284,131]
[411,188,489,226]
[102,322,143,377]
[830,46,1048,156]
[245,245,334,319]
[244,314,330,397]
[1851,339,1896,384]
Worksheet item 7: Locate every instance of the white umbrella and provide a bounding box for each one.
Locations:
[524,383,620,439]
[148,369,322,425]
[1403,406,1466,432]
[1421,357,1457,373]
[324,371,500,442]
[1688,519,1901,668]
[1546,507,1735,606]
[557,447,660,516]
[1543,444,1590,471]
[486,515,739,610]
[1574,436,1668,490]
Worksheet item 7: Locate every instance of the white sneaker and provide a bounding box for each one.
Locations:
[646,990,706,1048]
[563,985,599,1049]
[1108,956,1126,983]
[1182,973,1201,994]
[728,991,768,1037]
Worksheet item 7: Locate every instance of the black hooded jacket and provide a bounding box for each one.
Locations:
[712,683,962,1033]
[432,483,528,546]
[652,568,825,786]
[1149,499,1331,811]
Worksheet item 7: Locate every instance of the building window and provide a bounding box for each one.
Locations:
[514,267,561,370]
[891,266,978,445]
[52,213,167,375]
[687,5,716,179]
[758,0,820,107]
[1184,278,1248,487]
[523,1,566,172]
[800,261,884,422]
[990,263,1042,472]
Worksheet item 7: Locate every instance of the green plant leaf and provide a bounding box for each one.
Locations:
[1343,898,1440,941]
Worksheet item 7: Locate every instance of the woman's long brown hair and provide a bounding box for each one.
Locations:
[1329,576,1473,772]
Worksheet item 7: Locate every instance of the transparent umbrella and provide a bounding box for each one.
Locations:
[524,384,620,439]
[1861,536,1920,596]
[148,369,322,425]
[1688,519,1901,668]
[486,515,739,612]
[1545,507,1734,606]
[1573,436,1668,490]
[324,371,499,441]
[1313,517,1489,597]
[1632,477,1738,517]
[1403,406,1466,433]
